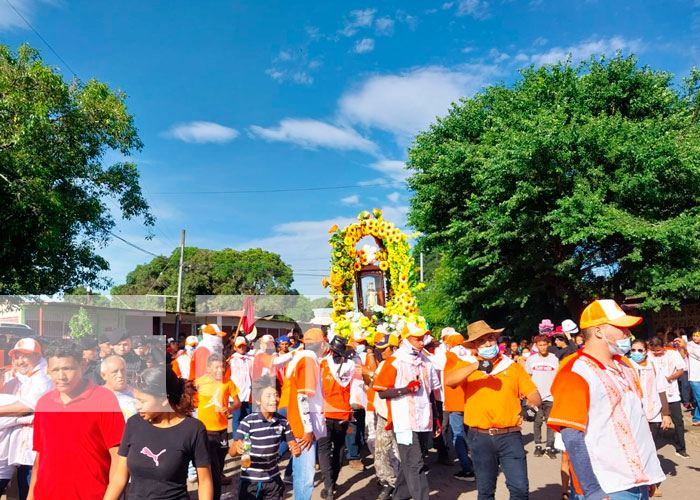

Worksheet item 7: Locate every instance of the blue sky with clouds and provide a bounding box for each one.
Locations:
[1,0,698,296]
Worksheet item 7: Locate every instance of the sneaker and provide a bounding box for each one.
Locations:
[453,470,476,482]
[544,447,557,459]
[349,459,364,471]
[675,450,690,459]
[378,484,394,500]
[533,445,544,457]
[320,488,334,500]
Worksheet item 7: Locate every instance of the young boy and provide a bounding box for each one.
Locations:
[195,353,241,499]
[230,375,300,500]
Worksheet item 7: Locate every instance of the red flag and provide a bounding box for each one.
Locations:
[241,296,255,334]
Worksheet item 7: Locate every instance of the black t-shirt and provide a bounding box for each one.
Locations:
[118,415,210,500]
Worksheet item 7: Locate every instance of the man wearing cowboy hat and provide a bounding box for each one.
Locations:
[445,320,541,500]
[373,323,441,500]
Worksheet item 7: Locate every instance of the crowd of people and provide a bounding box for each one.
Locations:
[0,298,697,500]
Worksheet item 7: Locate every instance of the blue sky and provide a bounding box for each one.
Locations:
[1,0,698,296]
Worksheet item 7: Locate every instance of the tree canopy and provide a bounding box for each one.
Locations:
[111,247,298,312]
[407,55,700,334]
[0,44,152,295]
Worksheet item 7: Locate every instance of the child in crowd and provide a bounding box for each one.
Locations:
[195,353,241,499]
[230,375,300,500]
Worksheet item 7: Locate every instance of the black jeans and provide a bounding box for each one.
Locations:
[239,477,285,500]
[207,429,228,500]
[534,401,554,448]
[467,429,529,500]
[0,465,32,500]
[345,408,365,460]
[318,418,349,489]
[393,431,430,500]
[668,401,686,453]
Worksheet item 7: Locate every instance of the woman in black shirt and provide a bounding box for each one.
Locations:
[103,367,213,500]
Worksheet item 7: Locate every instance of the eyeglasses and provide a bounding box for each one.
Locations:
[629,349,645,353]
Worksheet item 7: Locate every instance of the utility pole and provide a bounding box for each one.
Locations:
[420,252,424,283]
[175,229,185,342]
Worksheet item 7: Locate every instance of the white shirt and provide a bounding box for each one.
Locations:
[686,341,700,382]
[229,352,254,402]
[648,350,685,403]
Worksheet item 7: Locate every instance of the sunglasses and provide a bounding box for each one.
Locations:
[629,349,645,353]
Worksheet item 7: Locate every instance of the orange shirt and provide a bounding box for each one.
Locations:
[320,358,352,420]
[444,351,468,413]
[286,356,320,438]
[189,346,212,381]
[195,375,239,431]
[462,356,537,429]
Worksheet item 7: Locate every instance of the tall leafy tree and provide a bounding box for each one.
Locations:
[408,55,700,334]
[0,44,153,295]
[111,247,297,312]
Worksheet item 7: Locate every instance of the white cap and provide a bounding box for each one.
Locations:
[561,319,579,335]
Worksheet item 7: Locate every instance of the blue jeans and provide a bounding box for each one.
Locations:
[292,441,317,500]
[570,485,649,500]
[232,401,252,436]
[690,381,700,423]
[467,429,528,500]
[448,412,473,474]
[345,408,365,460]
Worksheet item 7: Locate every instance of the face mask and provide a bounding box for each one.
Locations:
[355,345,366,354]
[629,351,646,363]
[605,334,631,356]
[185,345,195,354]
[478,344,499,359]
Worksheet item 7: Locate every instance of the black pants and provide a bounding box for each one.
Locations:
[668,401,686,453]
[208,429,228,500]
[0,465,32,500]
[393,431,430,500]
[238,477,285,500]
[432,400,448,458]
[318,418,349,489]
[534,400,554,447]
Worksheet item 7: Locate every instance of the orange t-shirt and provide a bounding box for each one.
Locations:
[189,346,212,381]
[462,356,537,429]
[444,352,468,413]
[286,356,320,439]
[372,356,398,428]
[195,375,239,431]
[320,359,352,420]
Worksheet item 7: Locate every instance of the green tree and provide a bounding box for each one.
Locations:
[408,55,700,335]
[68,307,95,339]
[0,44,153,295]
[111,247,297,312]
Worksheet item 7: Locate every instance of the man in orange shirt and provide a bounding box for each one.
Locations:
[443,331,477,482]
[195,353,241,499]
[190,324,226,381]
[283,328,327,500]
[318,335,355,500]
[446,321,541,500]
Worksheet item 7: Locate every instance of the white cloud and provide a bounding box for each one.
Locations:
[489,48,510,63]
[340,194,360,206]
[441,2,455,9]
[265,68,285,81]
[291,72,314,84]
[528,36,643,66]
[266,68,314,85]
[533,36,548,47]
[354,38,375,54]
[338,65,498,140]
[368,160,410,183]
[461,46,476,54]
[514,53,530,63]
[249,119,377,153]
[396,10,418,30]
[387,192,401,203]
[339,8,377,37]
[165,121,239,144]
[455,0,490,19]
[308,59,323,70]
[375,16,395,36]
[0,0,53,31]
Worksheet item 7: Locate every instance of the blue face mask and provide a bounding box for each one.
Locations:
[355,344,366,354]
[478,344,499,359]
[629,351,646,363]
[608,337,631,356]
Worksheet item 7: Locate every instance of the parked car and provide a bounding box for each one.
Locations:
[0,322,36,337]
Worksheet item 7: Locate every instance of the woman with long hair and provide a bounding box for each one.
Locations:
[103,367,213,500]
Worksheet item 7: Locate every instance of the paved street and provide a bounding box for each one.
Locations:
[210,411,700,500]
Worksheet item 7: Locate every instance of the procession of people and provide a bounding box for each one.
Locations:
[0,299,697,500]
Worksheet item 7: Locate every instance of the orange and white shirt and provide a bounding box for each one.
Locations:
[194,375,239,432]
[320,355,354,420]
[373,342,440,433]
[229,352,254,403]
[284,350,326,439]
[171,352,193,379]
[548,351,665,493]
[443,347,476,413]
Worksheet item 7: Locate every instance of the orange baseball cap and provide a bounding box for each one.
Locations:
[9,338,41,357]
[579,299,642,330]
[234,336,248,347]
[445,333,466,348]
[200,324,226,337]
[401,322,427,339]
[185,335,199,347]
[302,328,326,344]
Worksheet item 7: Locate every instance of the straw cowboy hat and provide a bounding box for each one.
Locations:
[464,320,504,346]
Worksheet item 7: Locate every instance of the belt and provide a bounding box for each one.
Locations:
[474,426,521,435]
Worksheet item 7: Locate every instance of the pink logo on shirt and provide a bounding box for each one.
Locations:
[141,447,166,466]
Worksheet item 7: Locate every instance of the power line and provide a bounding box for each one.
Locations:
[5,0,78,78]
[148,180,399,195]
[108,231,161,258]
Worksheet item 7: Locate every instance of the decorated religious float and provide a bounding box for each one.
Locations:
[322,209,427,343]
